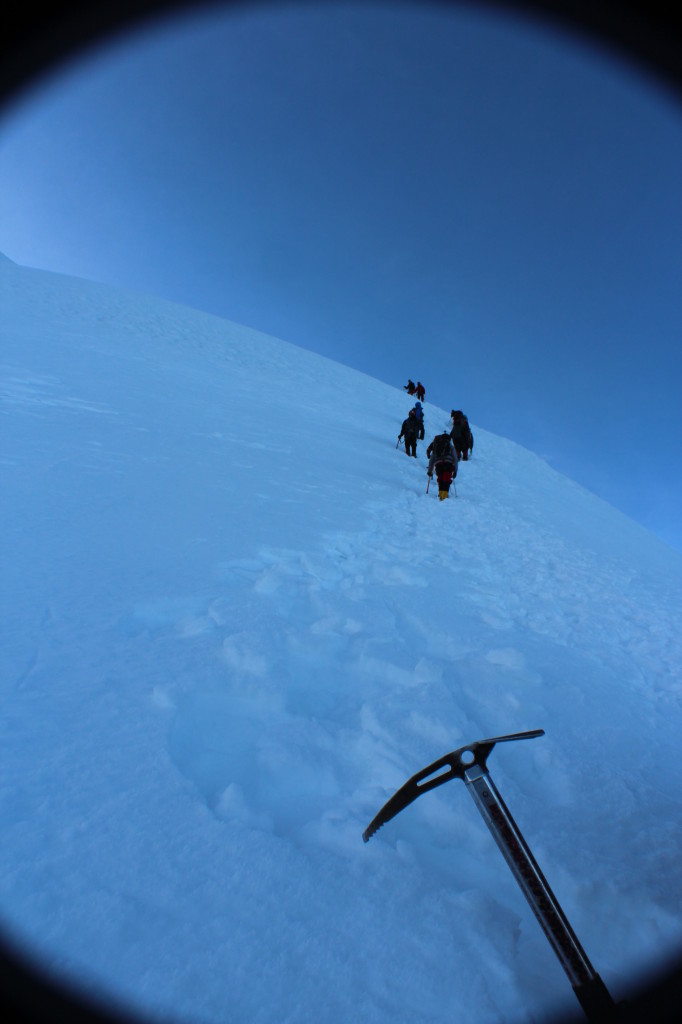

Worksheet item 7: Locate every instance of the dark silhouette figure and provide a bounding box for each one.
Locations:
[398,409,420,457]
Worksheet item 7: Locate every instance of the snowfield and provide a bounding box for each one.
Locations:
[1,252,681,1024]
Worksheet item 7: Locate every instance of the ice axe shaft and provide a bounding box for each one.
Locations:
[464,763,615,1021]
[363,731,617,1023]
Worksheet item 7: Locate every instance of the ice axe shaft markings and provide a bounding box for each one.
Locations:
[363,731,617,1023]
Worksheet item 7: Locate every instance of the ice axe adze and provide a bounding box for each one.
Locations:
[363,730,617,1023]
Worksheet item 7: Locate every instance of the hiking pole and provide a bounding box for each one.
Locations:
[363,731,617,1024]
[396,437,403,449]
[426,474,431,493]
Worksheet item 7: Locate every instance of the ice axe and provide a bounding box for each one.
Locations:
[363,730,617,1023]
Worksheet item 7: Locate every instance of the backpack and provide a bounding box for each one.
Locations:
[451,411,470,446]
[432,434,451,459]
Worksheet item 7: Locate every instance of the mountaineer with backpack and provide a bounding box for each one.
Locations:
[398,409,420,458]
[450,410,474,461]
[415,381,425,401]
[426,432,458,500]
[403,379,417,395]
[412,401,425,440]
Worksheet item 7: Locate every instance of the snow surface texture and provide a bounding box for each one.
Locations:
[1,253,681,1024]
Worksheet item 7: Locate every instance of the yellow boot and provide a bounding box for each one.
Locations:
[438,490,448,500]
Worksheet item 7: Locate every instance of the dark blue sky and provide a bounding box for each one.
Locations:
[1,1,681,548]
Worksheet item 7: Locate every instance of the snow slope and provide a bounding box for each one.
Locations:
[1,253,681,1024]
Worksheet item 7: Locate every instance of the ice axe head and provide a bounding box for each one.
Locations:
[362,730,544,842]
